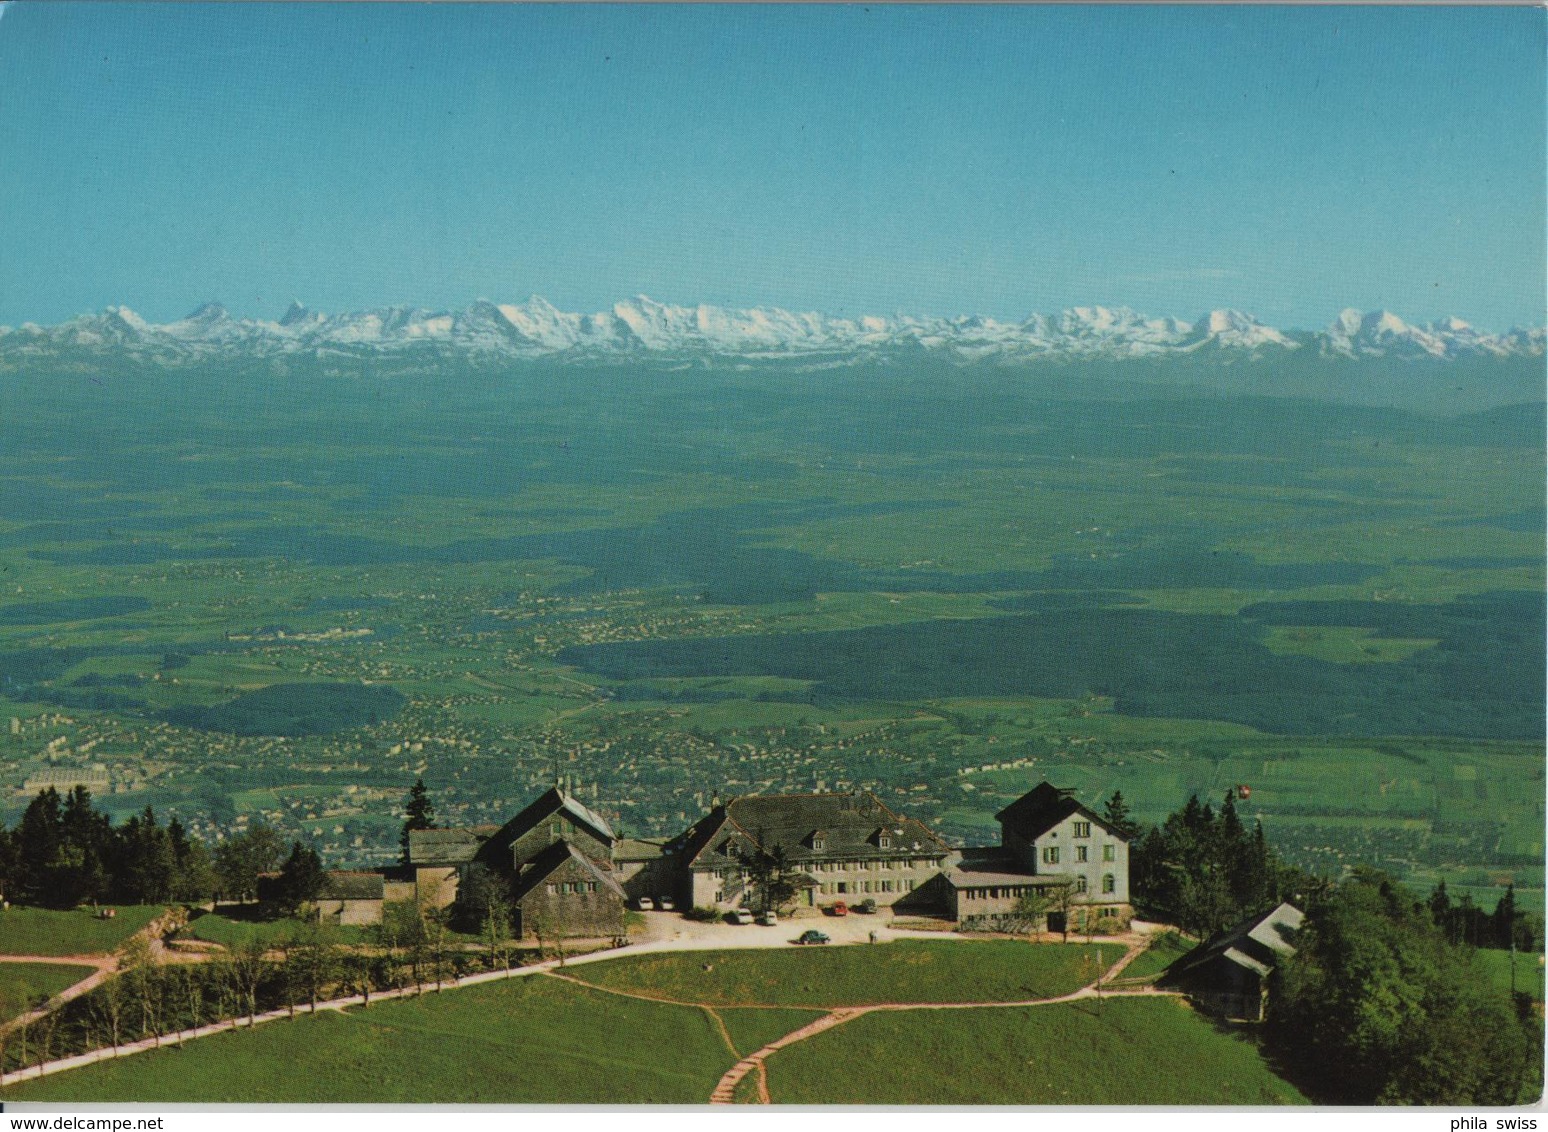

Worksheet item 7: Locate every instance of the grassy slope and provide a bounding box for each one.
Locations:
[179,911,374,949]
[1116,931,1195,983]
[0,962,95,1021]
[572,939,1112,1008]
[8,975,733,1104]
[765,997,1309,1105]
[0,907,161,957]
[716,1006,827,1058]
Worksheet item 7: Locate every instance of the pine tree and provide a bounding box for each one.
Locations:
[1101,790,1139,839]
[400,777,436,865]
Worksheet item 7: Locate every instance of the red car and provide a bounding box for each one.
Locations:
[829,901,848,916]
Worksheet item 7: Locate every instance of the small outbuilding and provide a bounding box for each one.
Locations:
[315,870,386,927]
[1161,901,1304,1021]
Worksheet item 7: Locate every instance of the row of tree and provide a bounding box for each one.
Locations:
[0,785,325,915]
[0,905,530,1075]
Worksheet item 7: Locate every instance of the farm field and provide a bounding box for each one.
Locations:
[762,997,1309,1105]
[0,907,162,957]
[0,363,1538,918]
[569,939,1114,1007]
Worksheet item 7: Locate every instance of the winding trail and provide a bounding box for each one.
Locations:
[704,933,1180,1104]
[0,918,1179,1100]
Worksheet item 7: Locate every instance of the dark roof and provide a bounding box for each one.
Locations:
[318,871,385,902]
[476,787,616,869]
[995,782,1127,843]
[510,839,626,902]
[407,827,490,866]
[678,791,948,870]
[1166,902,1305,983]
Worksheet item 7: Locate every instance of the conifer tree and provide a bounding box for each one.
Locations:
[400,777,436,865]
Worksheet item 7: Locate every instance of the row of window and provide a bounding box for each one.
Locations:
[962,874,1117,900]
[808,858,929,873]
[818,879,916,896]
[1041,844,1117,865]
[544,881,600,895]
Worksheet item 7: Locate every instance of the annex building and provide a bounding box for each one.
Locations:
[404,779,1131,938]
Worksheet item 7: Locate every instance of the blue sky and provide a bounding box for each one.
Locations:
[0,3,1542,330]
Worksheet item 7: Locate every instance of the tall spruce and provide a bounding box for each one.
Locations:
[399,777,436,865]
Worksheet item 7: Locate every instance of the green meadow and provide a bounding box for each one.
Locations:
[6,947,1302,1105]
[762,997,1309,1105]
[0,907,162,958]
[570,939,1113,1007]
[0,962,94,1021]
[7,975,732,1104]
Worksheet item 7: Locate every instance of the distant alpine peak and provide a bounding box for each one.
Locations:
[1,294,1540,367]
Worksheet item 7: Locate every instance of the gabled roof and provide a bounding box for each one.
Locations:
[995,782,1127,843]
[676,791,948,870]
[407,827,490,866]
[318,871,385,902]
[614,837,666,862]
[510,840,626,902]
[1165,902,1305,984]
[476,787,616,868]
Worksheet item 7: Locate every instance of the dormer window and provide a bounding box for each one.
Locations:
[809,830,827,852]
[879,834,892,849]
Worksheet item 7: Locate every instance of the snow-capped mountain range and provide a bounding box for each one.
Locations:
[0,296,1542,368]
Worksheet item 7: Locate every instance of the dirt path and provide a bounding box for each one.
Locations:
[706,934,1171,1104]
[0,907,190,1038]
[0,955,117,1037]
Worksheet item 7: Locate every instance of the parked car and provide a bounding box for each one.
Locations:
[795,929,830,945]
[828,901,848,917]
[857,898,877,914]
[636,896,655,911]
[658,897,676,912]
[757,910,778,926]
[729,908,754,925]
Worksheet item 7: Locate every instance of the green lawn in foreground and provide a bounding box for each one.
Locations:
[765,997,1308,1105]
[716,1006,826,1058]
[0,962,95,1021]
[7,974,734,1104]
[179,911,374,949]
[0,907,162,957]
[572,939,1112,1008]
[1116,931,1195,983]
